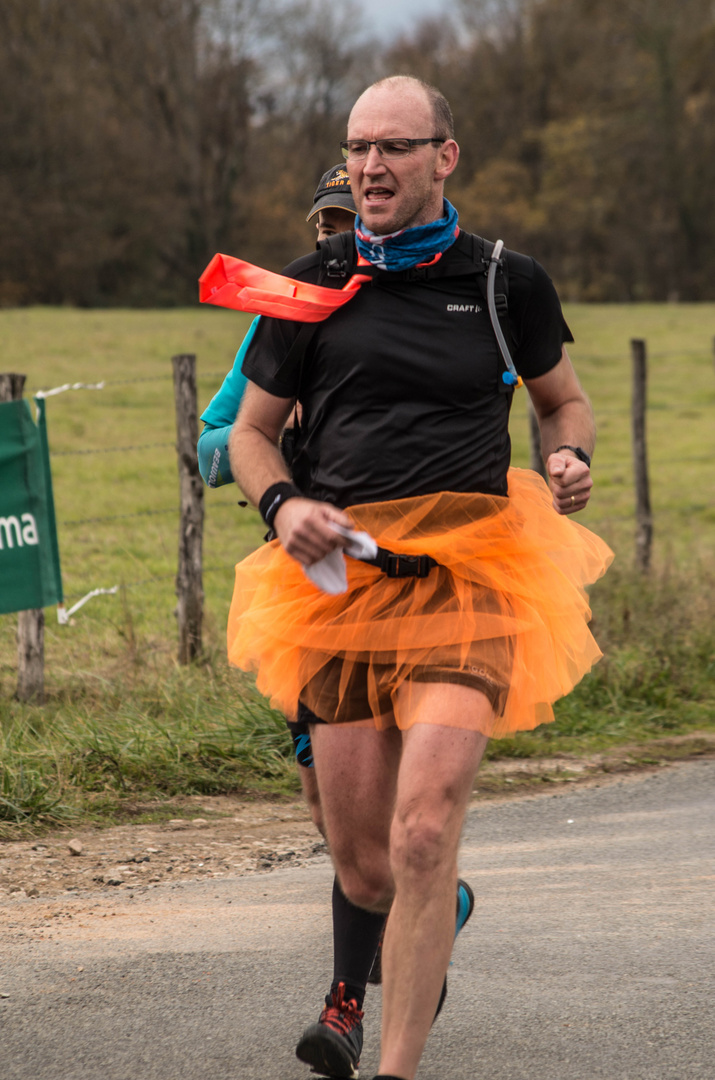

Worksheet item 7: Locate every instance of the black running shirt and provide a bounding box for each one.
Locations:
[242,233,572,508]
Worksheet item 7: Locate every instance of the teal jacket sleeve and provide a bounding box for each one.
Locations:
[197,423,233,487]
[200,316,259,428]
[197,316,260,487]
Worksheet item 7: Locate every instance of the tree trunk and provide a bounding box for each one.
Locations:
[631,339,653,573]
[172,354,204,663]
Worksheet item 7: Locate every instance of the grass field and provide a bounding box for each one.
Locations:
[1,304,714,830]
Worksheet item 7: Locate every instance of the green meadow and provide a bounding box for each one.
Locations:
[1,304,714,831]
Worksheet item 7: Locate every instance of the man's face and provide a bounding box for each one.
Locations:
[346,84,458,235]
[315,207,356,242]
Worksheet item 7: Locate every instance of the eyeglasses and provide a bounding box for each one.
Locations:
[340,138,446,161]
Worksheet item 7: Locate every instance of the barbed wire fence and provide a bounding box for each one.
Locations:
[2,355,242,701]
[41,361,241,610]
[3,335,714,701]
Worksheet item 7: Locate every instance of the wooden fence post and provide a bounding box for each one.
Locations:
[527,397,546,479]
[630,339,653,573]
[172,353,204,663]
[0,372,45,703]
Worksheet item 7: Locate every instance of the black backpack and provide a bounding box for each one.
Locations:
[278,229,518,391]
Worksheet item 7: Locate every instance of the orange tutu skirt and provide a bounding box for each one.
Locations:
[227,469,613,738]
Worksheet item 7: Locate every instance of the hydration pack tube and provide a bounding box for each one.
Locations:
[486,239,521,387]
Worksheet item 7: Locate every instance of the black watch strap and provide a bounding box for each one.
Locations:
[555,444,591,468]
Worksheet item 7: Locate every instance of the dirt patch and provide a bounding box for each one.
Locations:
[1,733,713,901]
[0,799,326,901]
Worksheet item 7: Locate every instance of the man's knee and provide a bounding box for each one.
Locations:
[337,868,393,914]
[331,838,394,912]
[390,791,465,880]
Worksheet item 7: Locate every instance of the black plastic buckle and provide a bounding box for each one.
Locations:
[385,554,432,578]
[325,258,348,278]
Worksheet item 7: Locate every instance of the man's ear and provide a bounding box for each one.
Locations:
[434,139,460,182]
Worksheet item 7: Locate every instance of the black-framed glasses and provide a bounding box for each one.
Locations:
[340,138,446,161]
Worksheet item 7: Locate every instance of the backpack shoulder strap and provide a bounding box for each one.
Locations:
[272,233,358,442]
[272,321,317,388]
[272,234,355,388]
[317,231,357,284]
[455,231,519,390]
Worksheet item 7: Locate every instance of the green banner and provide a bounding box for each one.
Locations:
[0,397,63,614]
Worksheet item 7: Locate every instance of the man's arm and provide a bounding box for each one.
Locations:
[524,347,594,515]
[230,381,352,564]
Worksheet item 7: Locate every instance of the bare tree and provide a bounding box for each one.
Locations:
[1,0,715,303]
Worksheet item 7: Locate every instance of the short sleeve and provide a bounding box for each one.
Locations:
[240,250,325,398]
[241,314,306,399]
[510,256,573,380]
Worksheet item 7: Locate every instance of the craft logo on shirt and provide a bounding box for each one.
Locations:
[447,303,482,313]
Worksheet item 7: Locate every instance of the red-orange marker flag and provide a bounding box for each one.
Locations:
[199,253,372,323]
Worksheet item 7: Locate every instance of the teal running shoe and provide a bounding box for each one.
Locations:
[435,877,475,1020]
[455,878,475,938]
[368,878,474,989]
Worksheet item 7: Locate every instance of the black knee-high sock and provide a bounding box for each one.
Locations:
[331,876,386,1010]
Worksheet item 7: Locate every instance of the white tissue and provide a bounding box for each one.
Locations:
[302,524,378,594]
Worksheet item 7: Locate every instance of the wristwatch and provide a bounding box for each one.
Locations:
[555,444,591,468]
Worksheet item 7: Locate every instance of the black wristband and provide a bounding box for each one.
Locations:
[555,444,591,468]
[258,482,302,529]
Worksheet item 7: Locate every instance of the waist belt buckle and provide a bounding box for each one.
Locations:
[386,553,432,579]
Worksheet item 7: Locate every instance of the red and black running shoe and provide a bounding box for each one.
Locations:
[296,981,364,1079]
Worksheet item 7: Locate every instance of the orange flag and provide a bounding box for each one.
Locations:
[199,253,371,323]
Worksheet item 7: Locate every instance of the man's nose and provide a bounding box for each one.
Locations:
[363,144,387,172]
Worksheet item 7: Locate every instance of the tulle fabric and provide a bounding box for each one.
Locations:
[227,469,613,738]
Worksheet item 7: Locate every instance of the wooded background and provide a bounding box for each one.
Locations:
[2,0,714,307]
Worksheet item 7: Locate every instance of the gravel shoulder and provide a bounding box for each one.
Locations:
[1,733,713,905]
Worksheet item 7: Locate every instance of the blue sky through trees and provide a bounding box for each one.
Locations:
[359,0,450,38]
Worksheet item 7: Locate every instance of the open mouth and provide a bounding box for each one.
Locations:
[364,186,394,204]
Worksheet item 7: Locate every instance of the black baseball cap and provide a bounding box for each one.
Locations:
[306,163,356,222]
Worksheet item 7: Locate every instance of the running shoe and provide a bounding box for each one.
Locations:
[455,878,475,937]
[296,981,363,1079]
[435,877,475,1020]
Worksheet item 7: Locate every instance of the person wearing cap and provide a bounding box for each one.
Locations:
[307,162,357,238]
[226,75,612,1080]
[197,164,358,491]
[197,166,360,833]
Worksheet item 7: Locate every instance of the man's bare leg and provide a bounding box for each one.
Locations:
[294,722,401,1077]
[310,692,490,1080]
[311,720,401,911]
[378,685,491,1080]
[297,762,324,836]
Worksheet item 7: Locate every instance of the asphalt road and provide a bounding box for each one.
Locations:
[1,759,713,1080]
